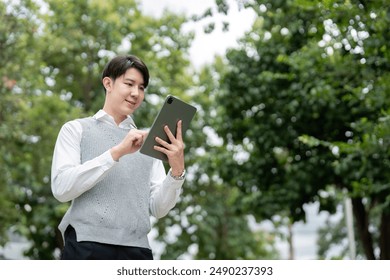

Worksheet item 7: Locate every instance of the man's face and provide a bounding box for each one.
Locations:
[104,67,145,119]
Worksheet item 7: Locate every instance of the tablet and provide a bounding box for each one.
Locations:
[139,95,197,161]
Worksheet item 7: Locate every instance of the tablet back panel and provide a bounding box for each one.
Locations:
[140,95,197,161]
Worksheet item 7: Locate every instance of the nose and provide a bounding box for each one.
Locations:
[131,85,139,97]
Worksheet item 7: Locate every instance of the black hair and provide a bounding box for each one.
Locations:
[101,55,149,92]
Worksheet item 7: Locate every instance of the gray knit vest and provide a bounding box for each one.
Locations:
[59,117,154,248]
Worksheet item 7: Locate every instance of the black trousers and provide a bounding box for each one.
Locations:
[61,225,153,260]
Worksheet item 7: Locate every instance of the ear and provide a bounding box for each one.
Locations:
[102,77,113,92]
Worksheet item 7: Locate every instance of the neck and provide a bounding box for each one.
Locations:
[102,106,126,126]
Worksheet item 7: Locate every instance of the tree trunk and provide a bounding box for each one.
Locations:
[379,211,390,259]
[287,222,295,260]
[351,197,376,259]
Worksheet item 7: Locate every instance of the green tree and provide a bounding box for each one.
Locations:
[0,0,44,245]
[6,95,83,259]
[41,0,193,114]
[211,0,390,259]
[314,110,390,259]
[1,0,84,259]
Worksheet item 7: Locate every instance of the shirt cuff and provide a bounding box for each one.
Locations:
[101,150,118,171]
[164,172,185,189]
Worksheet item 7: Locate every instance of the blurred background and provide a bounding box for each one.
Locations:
[1,0,389,260]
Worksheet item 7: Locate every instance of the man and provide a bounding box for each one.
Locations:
[51,55,186,260]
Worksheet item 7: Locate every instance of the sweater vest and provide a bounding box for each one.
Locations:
[59,117,154,248]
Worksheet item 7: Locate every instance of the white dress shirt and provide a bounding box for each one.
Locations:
[51,110,184,219]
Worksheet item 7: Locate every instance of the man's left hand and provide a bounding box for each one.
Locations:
[153,120,185,176]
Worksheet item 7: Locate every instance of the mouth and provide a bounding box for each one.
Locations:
[125,99,136,106]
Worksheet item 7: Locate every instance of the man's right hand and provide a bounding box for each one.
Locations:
[110,129,148,161]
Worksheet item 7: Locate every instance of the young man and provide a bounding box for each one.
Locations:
[51,55,186,260]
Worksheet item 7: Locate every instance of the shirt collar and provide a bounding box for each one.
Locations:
[93,110,137,129]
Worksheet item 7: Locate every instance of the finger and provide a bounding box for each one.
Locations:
[176,120,183,141]
[154,144,169,155]
[154,136,170,148]
[164,125,176,143]
[134,134,143,146]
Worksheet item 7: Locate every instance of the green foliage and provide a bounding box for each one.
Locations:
[156,181,279,260]
[0,0,43,245]
[317,217,350,260]
[210,0,390,259]
[1,93,83,258]
[316,213,373,260]
[40,0,193,113]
